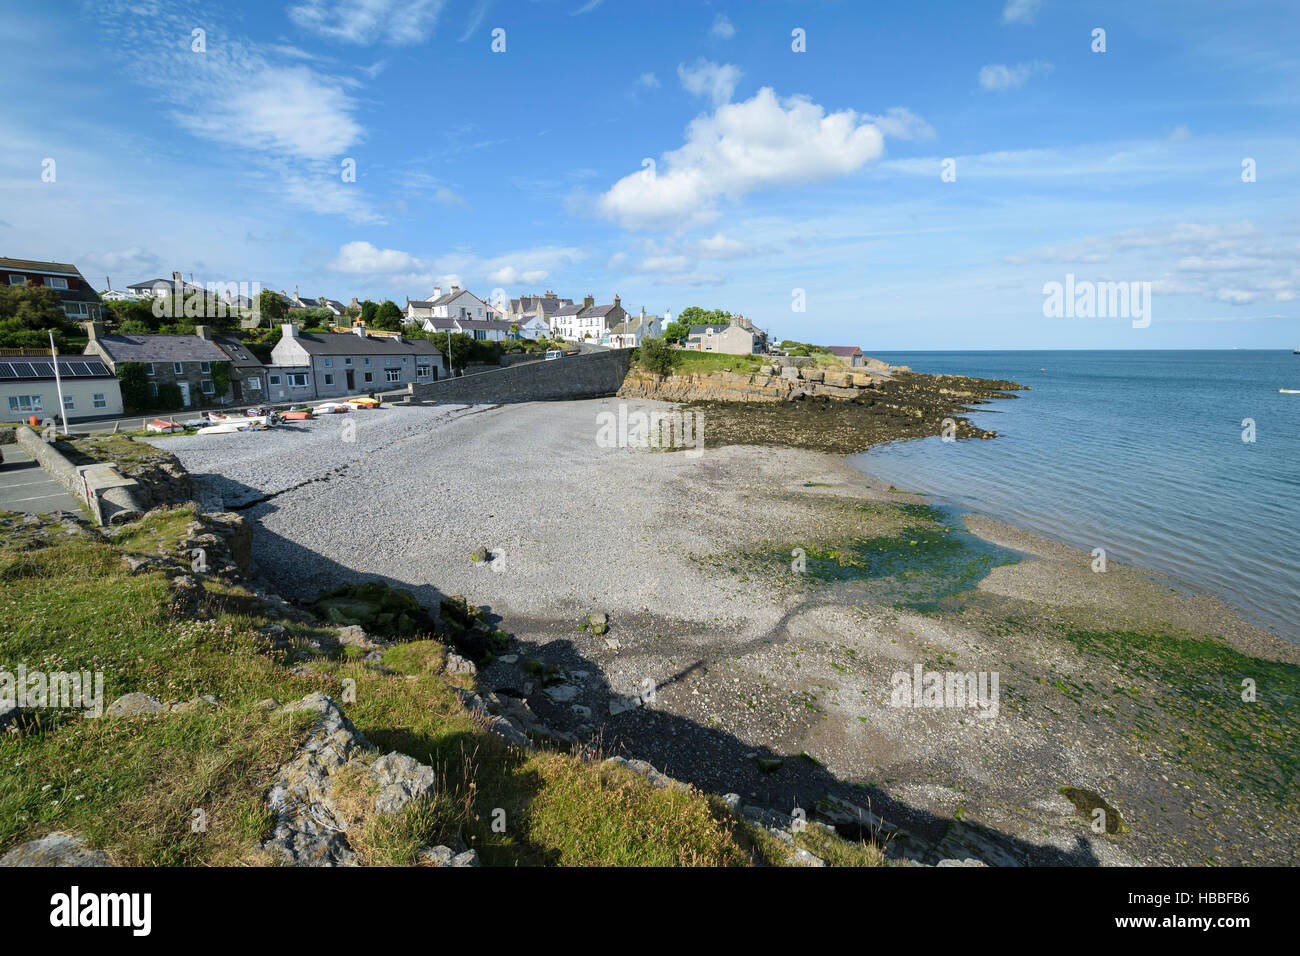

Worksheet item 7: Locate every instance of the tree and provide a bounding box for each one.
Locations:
[360,299,378,325]
[663,320,690,343]
[104,298,160,332]
[639,336,677,376]
[116,362,151,412]
[373,300,404,331]
[258,289,287,324]
[677,306,731,327]
[0,285,75,349]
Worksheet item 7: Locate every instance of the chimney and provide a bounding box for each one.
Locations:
[613,294,621,309]
[353,325,366,337]
[83,320,103,342]
[282,322,299,339]
[172,271,184,291]
[195,325,211,340]
[583,294,594,309]
[640,305,646,319]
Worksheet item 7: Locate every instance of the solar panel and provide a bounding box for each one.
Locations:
[32,362,54,377]
[11,362,35,377]
[86,361,109,375]
[0,363,14,379]
[68,361,92,376]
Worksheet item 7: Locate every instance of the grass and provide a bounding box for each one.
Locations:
[0,506,887,866]
[668,351,765,375]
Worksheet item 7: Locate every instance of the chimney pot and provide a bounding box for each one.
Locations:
[195,325,210,340]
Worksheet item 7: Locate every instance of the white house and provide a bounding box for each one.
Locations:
[552,295,628,342]
[404,286,500,325]
[267,323,442,402]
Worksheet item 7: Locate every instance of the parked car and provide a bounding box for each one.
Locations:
[545,350,562,361]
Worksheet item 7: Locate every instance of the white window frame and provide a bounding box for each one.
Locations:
[173,362,184,374]
[246,376,261,391]
[8,274,27,285]
[385,368,400,383]
[8,395,43,413]
[93,393,107,408]
[363,371,373,384]
[146,363,155,376]
[201,379,215,395]
[46,277,68,290]
[63,395,75,410]
[288,373,309,388]
[200,361,211,373]
[324,373,334,386]
[268,375,281,386]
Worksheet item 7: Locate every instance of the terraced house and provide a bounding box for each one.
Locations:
[266,323,442,402]
[81,321,232,408]
[0,353,122,422]
[0,257,104,322]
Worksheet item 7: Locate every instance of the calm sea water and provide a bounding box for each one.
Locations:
[849,351,1300,641]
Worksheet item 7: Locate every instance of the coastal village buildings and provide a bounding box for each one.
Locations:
[606,307,667,348]
[266,323,441,402]
[212,333,267,403]
[404,286,500,325]
[552,295,628,342]
[1,258,105,323]
[683,318,765,355]
[507,292,573,327]
[828,346,864,367]
[82,321,234,408]
[0,353,122,422]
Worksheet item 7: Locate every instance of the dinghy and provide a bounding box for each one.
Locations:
[146,418,185,433]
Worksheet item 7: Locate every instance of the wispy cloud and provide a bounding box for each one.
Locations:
[1001,0,1043,24]
[678,59,743,106]
[288,0,449,46]
[710,13,736,40]
[978,60,1053,91]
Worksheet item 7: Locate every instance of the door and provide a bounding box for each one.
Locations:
[346,369,355,391]
[232,379,243,402]
[178,381,191,407]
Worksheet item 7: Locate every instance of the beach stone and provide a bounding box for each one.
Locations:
[106,693,166,718]
[368,752,436,815]
[0,832,112,867]
[335,624,380,649]
[446,651,477,676]
[544,684,579,703]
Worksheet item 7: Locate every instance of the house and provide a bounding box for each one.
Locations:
[212,334,268,404]
[403,286,499,325]
[1,258,105,323]
[684,320,762,355]
[507,291,574,326]
[552,294,628,342]
[511,314,552,340]
[126,271,205,300]
[0,353,122,422]
[606,306,665,348]
[266,323,442,402]
[81,321,234,408]
[827,346,864,367]
[418,316,517,342]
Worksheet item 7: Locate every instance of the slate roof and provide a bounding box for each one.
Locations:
[87,334,231,364]
[511,295,572,314]
[827,346,862,357]
[0,258,102,304]
[213,336,266,369]
[126,277,205,295]
[421,317,515,333]
[287,331,441,357]
[688,324,731,335]
[553,304,584,317]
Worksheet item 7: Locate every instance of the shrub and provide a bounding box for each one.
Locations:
[639,337,677,376]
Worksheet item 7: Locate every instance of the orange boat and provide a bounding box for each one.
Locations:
[281,411,314,420]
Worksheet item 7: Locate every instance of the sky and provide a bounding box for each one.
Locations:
[1,0,1298,349]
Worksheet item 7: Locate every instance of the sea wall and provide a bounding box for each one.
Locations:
[406,349,632,405]
[618,365,897,404]
[13,426,143,525]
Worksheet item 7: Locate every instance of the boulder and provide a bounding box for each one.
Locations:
[0,832,112,867]
[105,693,166,718]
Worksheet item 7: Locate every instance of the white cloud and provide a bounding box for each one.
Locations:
[637,72,661,88]
[683,233,754,259]
[710,14,736,40]
[1001,0,1042,24]
[330,241,424,273]
[599,87,886,230]
[288,0,449,46]
[486,266,550,284]
[864,106,936,142]
[572,0,605,13]
[978,60,1053,91]
[678,59,743,106]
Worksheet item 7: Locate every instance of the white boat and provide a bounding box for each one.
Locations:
[1280,389,1300,394]
[195,421,268,435]
[312,402,350,414]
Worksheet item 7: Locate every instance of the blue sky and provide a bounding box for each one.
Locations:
[2,0,1298,348]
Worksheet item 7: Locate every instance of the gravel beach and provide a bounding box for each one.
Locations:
[148,398,1300,866]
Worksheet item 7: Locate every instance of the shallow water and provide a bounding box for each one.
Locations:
[850,350,1300,641]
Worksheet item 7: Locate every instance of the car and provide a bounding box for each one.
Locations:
[545,350,562,361]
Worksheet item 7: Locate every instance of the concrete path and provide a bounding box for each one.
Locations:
[0,443,80,514]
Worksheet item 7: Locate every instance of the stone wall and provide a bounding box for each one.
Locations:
[406,349,632,405]
[13,426,143,525]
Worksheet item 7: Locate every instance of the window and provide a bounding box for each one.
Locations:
[148,383,159,397]
[93,393,107,409]
[63,395,75,410]
[268,375,281,386]
[64,302,89,319]
[8,274,26,285]
[323,357,332,367]
[363,371,373,384]
[416,364,431,378]
[146,363,155,376]
[201,379,215,395]
[246,376,261,391]
[344,357,352,366]
[173,362,184,374]
[8,395,43,413]
[288,373,308,387]
[200,361,211,373]
[364,358,371,366]
[324,374,334,386]
[385,368,400,383]
[46,277,68,290]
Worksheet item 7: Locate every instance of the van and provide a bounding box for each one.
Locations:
[544,350,562,361]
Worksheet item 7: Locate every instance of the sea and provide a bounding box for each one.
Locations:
[849,350,1300,642]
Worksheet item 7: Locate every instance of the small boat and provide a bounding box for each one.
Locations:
[345,396,381,408]
[312,402,350,414]
[281,410,314,420]
[196,421,269,435]
[146,418,185,433]
[1280,389,1300,394]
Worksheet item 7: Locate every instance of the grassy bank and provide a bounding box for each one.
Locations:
[0,507,882,866]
